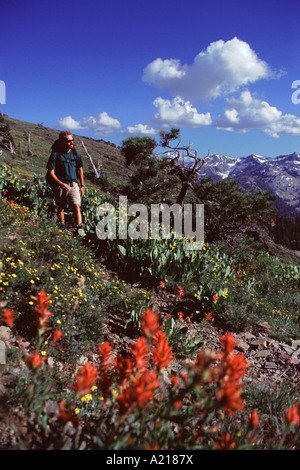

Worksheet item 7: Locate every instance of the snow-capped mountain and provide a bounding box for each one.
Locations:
[199,152,300,218]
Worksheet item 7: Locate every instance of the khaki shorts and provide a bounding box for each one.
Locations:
[54,181,81,210]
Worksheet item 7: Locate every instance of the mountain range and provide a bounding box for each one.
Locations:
[198,152,300,218]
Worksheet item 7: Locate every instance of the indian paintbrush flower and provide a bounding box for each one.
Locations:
[2,308,15,327]
[72,362,99,396]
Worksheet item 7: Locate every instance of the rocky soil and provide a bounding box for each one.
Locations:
[0,273,299,449]
[102,283,300,391]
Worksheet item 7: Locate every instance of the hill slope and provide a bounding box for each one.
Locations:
[0,113,130,189]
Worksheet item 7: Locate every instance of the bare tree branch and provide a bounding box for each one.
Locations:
[81,140,102,179]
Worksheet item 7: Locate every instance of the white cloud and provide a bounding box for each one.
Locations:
[217,90,300,138]
[143,58,186,81]
[143,37,272,100]
[57,112,121,135]
[56,115,87,131]
[81,112,121,135]
[125,124,157,135]
[153,96,212,127]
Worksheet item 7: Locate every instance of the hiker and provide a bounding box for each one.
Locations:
[46,131,85,228]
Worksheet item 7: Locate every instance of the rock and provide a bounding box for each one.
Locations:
[280,343,296,354]
[258,321,271,331]
[265,362,277,369]
[291,348,300,365]
[0,326,15,348]
[291,356,300,365]
[242,332,256,341]
[77,356,89,366]
[292,340,300,349]
[47,356,55,368]
[279,352,290,361]
[0,341,6,365]
[254,350,269,358]
[249,338,267,349]
[236,340,249,353]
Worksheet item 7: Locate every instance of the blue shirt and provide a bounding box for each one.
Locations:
[47,150,83,183]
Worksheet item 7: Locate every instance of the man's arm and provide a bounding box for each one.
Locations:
[77,166,84,195]
[48,169,70,191]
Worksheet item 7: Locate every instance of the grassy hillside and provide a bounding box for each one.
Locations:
[0,113,130,189]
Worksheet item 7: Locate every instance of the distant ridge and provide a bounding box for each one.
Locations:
[198,152,300,218]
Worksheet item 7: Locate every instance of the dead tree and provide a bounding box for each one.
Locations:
[80,140,102,180]
[0,124,15,154]
[157,129,209,205]
[26,132,34,156]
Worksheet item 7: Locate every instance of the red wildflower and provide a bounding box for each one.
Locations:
[25,351,45,370]
[177,311,184,320]
[215,382,244,415]
[248,410,259,428]
[34,289,50,311]
[215,333,248,415]
[205,312,214,322]
[176,286,185,299]
[116,370,160,414]
[116,384,136,414]
[214,433,236,450]
[72,362,99,396]
[219,332,238,355]
[98,341,113,397]
[171,375,179,387]
[58,398,79,425]
[224,351,248,383]
[152,330,174,370]
[212,294,219,303]
[131,337,148,370]
[2,309,15,327]
[33,290,53,330]
[53,329,63,341]
[285,406,300,426]
[135,370,160,407]
[145,444,158,450]
[114,355,134,384]
[141,309,160,337]
[99,341,113,371]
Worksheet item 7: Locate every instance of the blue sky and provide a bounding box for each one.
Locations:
[1,0,300,158]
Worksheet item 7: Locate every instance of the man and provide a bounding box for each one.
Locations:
[46,131,84,227]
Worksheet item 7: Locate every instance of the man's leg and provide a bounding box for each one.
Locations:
[68,183,82,226]
[54,186,67,226]
[58,208,65,225]
[73,204,82,226]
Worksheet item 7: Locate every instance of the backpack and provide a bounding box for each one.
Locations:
[46,147,80,187]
